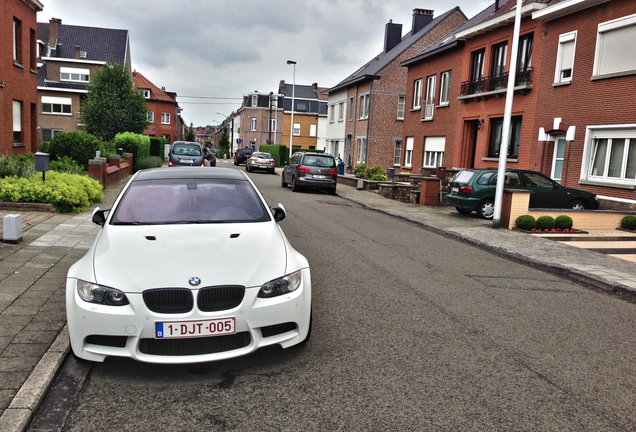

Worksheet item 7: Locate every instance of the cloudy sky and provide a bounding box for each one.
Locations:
[38,0,492,127]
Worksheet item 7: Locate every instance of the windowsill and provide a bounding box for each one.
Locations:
[395,118,404,122]
[13,142,26,148]
[13,61,24,69]
[42,112,73,116]
[579,179,635,190]
[435,103,450,108]
[552,81,571,87]
[420,118,433,122]
[591,69,636,81]
[482,157,519,163]
[402,166,413,169]
[358,117,368,121]
[30,69,37,75]
[410,108,421,112]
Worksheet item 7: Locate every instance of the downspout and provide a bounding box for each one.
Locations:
[366,80,373,164]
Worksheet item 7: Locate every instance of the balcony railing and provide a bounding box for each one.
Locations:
[460,67,534,96]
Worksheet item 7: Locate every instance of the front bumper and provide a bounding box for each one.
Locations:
[66,268,311,364]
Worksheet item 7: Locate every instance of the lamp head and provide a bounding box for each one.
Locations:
[286,60,296,65]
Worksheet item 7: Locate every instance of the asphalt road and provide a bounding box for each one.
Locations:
[29,164,636,431]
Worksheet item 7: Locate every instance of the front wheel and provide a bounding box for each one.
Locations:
[281,173,287,187]
[569,199,586,210]
[245,165,250,172]
[456,207,472,215]
[291,176,301,192]
[477,199,494,219]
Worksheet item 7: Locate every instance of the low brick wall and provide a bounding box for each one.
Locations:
[378,183,420,204]
[0,202,56,212]
[337,175,380,191]
[88,152,132,190]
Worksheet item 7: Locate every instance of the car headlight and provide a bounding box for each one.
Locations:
[258,271,302,298]
[77,280,129,306]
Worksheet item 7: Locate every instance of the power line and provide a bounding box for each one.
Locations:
[179,102,239,105]
[179,96,243,99]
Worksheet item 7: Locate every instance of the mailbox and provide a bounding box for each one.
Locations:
[34,152,50,172]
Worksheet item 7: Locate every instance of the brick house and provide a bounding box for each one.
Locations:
[278,82,327,151]
[36,18,131,142]
[132,71,182,143]
[324,8,468,171]
[533,0,636,207]
[235,91,283,150]
[1,0,43,155]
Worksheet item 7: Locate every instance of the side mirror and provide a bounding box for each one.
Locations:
[91,207,110,226]
[271,203,286,223]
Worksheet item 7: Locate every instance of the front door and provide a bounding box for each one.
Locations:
[551,136,566,184]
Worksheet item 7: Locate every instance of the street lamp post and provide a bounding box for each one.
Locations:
[287,60,296,160]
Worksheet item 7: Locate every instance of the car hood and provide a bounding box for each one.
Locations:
[92,223,287,292]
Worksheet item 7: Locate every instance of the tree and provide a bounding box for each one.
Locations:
[185,122,196,141]
[218,126,230,157]
[81,62,150,141]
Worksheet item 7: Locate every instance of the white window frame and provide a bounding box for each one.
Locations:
[161,112,171,125]
[423,136,446,168]
[13,100,22,142]
[338,102,344,122]
[404,137,414,168]
[413,79,423,109]
[251,118,257,131]
[357,137,367,163]
[423,75,436,120]
[147,111,154,123]
[251,95,257,107]
[41,96,72,115]
[349,97,354,121]
[310,124,317,137]
[593,13,636,78]
[268,118,277,132]
[393,140,402,166]
[359,93,370,119]
[581,125,636,186]
[60,67,90,83]
[555,32,576,83]
[551,136,566,183]
[13,18,21,63]
[329,105,335,123]
[397,95,405,120]
[41,128,63,142]
[439,71,451,106]
[140,89,151,98]
[293,123,301,136]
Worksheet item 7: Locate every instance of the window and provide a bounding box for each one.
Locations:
[349,97,354,121]
[162,134,171,143]
[357,138,367,163]
[338,102,344,122]
[161,113,171,125]
[297,101,307,112]
[470,49,485,88]
[517,33,533,73]
[271,97,278,108]
[13,100,22,142]
[251,95,257,107]
[555,32,576,83]
[13,18,21,64]
[491,42,508,78]
[397,95,405,119]
[30,29,36,70]
[359,93,370,119]
[404,137,414,168]
[394,140,402,165]
[60,67,89,82]
[329,105,335,123]
[439,72,451,106]
[147,111,154,123]
[551,137,566,183]
[488,116,522,158]
[293,123,300,136]
[268,119,277,132]
[41,129,63,142]
[41,96,72,115]
[140,89,151,98]
[251,118,257,131]
[413,79,423,109]
[423,137,445,168]
[588,135,636,182]
[310,124,317,137]
[593,13,636,77]
[422,75,436,120]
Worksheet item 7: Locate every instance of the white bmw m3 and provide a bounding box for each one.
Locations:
[66,167,311,363]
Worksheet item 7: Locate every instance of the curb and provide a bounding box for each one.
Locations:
[0,326,69,432]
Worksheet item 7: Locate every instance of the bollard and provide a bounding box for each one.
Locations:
[357,179,364,190]
[3,214,23,244]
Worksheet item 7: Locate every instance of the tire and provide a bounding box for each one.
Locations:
[477,199,495,219]
[328,188,337,196]
[234,159,237,166]
[569,199,586,210]
[291,176,301,192]
[270,169,276,175]
[245,164,249,172]
[456,207,472,215]
[281,173,287,187]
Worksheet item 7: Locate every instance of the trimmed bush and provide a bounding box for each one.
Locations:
[0,153,35,178]
[353,162,367,178]
[516,215,536,231]
[49,156,85,175]
[555,215,574,230]
[621,215,636,230]
[536,215,556,230]
[49,131,102,170]
[136,156,164,170]
[113,132,150,171]
[149,136,167,160]
[370,173,387,181]
[0,171,103,212]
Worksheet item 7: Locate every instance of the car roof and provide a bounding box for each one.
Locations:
[134,167,247,182]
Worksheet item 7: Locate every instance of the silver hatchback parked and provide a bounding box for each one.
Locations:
[281,152,337,195]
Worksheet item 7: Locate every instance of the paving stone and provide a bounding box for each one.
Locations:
[0,371,30,389]
[20,320,65,333]
[0,337,10,352]
[0,356,38,372]
[2,306,38,317]
[2,343,49,358]
[0,390,17,411]
[12,331,59,345]
[8,297,49,309]
[0,316,32,337]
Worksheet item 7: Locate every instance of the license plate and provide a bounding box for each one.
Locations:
[180,159,193,163]
[313,175,325,179]
[259,165,267,168]
[452,187,459,193]
[155,318,235,339]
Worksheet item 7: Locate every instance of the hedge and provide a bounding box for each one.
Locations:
[48,131,102,170]
[113,132,151,171]
[149,136,167,160]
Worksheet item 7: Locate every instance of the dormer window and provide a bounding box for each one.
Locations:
[60,67,89,82]
[140,88,151,98]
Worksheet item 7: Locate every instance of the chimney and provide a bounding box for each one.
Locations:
[74,46,80,59]
[412,9,434,34]
[49,18,61,50]
[384,19,402,53]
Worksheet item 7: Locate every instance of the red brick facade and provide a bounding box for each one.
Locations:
[1,0,42,155]
[132,71,181,144]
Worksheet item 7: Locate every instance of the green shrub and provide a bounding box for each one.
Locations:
[136,156,164,170]
[49,156,85,174]
[621,215,636,230]
[555,215,573,230]
[259,144,289,166]
[49,131,102,170]
[0,171,103,212]
[370,173,387,181]
[536,215,556,230]
[149,136,167,160]
[0,153,35,178]
[354,163,386,180]
[515,215,536,230]
[113,132,151,171]
[353,162,367,178]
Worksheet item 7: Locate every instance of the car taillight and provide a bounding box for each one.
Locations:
[269,159,275,163]
[459,185,473,193]
[250,157,258,161]
[168,159,173,167]
[327,169,337,175]
[200,161,205,167]
[298,167,311,173]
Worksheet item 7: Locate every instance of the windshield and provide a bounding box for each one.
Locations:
[303,155,336,168]
[172,144,202,157]
[112,179,270,224]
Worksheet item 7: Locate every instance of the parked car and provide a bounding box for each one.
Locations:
[234,148,254,165]
[281,152,337,195]
[66,167,312,363]
[168,141,204,167]
[447,168,599,219]
[246,152,276,174]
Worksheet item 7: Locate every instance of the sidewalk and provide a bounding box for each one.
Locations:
[1,167,635,431]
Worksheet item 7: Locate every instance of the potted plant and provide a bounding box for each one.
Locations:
[345,154,353,174]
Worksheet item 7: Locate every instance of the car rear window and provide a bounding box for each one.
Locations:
[112,179,270,224]
[254,153,272,159]
[172,144,202,157]
[453,170,476,184]
[302,155,335,168]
